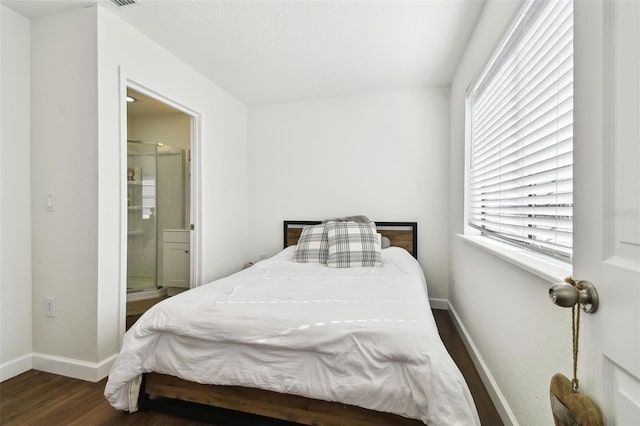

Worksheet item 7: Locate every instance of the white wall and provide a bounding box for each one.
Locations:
[449,1,572,424]
[0,5,33,381]
[96,5,248,361]
[248,89,451,299]
[24,5,248,378]
[31,7,100,365]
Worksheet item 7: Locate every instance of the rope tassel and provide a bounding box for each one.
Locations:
[549,278,603,425]
[564,276,581,393]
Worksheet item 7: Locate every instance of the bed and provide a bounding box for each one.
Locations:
[105,220,479,425]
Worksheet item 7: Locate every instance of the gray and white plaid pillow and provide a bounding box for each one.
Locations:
[326,221,383,268]
[293,224,328,263]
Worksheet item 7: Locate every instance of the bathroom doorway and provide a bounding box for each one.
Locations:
[126,87,192,304]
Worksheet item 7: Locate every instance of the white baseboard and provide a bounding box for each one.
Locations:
[96,354,118,380]
[2,352,117,383]
[447,302,519,426]
[0,353,33,382]
[429,298,449,310]
[30,352,117,382]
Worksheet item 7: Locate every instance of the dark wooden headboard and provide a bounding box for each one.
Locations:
[284,221,418,258]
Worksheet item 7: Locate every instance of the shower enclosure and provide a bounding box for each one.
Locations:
[127,140,186,299]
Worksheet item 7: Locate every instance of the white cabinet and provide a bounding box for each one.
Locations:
[163,229,190,293]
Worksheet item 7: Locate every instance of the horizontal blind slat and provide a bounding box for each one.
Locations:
[470,164,573,195]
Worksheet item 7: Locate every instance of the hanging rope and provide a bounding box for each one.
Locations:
[565,276,581,393]
[549,278,604,424]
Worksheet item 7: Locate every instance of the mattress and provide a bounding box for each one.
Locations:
[104,246,480,426]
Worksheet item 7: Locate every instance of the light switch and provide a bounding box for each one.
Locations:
[46,192,56,212]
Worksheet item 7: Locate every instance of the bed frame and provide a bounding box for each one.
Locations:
[139,220,422,425]
[284,220,418,258]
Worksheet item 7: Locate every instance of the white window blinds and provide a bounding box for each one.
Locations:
[467,0,573,261]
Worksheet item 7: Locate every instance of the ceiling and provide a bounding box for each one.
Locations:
[3,0,485,106]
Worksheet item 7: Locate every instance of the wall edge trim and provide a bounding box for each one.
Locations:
[32,352,117,383]
[0,353,33,382]
[429,298,449,310]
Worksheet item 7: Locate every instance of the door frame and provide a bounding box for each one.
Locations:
[118,75,202,341]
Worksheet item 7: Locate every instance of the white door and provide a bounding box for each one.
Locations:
[574,1,640,424]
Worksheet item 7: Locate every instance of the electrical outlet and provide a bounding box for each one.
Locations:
[45,297,56,317]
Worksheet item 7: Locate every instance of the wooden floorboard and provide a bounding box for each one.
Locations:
[0,309,502,425]
[432,309,503,425]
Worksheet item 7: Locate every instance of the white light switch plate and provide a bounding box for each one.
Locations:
[45,192,55,212]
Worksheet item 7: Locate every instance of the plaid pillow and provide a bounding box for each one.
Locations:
[293,224,328,263]
[326,221,383,268]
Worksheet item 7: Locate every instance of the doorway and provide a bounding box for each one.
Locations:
[125,87,192,304]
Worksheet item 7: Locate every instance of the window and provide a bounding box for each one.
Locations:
[467,0,573,261]
[142,178,156,219]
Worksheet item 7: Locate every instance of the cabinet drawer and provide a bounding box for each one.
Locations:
[164,230,190,243]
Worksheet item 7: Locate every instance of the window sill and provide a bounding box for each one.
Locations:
[457,234,572,283]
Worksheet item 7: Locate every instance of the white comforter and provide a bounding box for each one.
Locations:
[105,247,479,425]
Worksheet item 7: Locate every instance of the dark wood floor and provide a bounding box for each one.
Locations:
[0,309,502,425]
[432,309,502,425]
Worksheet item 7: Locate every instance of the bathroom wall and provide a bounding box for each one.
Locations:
[127,112,190,150]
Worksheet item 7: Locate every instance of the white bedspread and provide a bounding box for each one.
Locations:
[105,247,480,425]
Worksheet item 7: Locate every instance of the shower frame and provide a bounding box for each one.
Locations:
[126,140,161,296]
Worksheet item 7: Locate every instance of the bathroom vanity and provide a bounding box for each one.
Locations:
[163,229,190,296]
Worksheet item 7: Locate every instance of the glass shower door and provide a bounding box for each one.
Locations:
[127,142,158,292]
[156,145,185,286]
